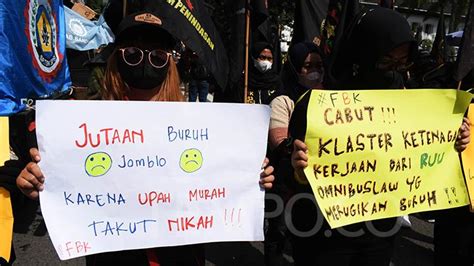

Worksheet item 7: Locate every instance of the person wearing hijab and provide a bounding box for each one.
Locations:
[265,41,324,266]
[247,42,282,104]
[333,7,417,90]
[269,41,324,151]
[288,7,470,265]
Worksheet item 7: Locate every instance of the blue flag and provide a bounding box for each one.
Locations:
[0,0,71,115]
[65,7,115,51]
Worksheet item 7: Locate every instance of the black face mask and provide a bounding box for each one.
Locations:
[361,69,405,89]
[117,57,169,90]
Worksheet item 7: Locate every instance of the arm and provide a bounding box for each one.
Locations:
[268,96,294,150]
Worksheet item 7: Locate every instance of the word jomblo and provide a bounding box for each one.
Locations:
[303,89,472,228]
[36,100,270,260]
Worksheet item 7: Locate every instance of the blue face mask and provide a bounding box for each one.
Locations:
[64,7,114,51]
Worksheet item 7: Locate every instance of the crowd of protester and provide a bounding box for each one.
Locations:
[2,3,474,266]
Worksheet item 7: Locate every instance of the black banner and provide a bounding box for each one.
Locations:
[291,0,329,45]
[455,0,474,81]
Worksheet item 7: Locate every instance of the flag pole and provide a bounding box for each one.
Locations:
[123,0,127,18]
[244,0,251,103]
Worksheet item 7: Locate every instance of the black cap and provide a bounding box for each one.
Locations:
[114,12,177,49]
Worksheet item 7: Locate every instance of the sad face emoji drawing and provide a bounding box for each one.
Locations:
[179,148,203,173]
[84,152,112,177]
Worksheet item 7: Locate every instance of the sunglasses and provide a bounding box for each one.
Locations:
[119,47,171,68]
[376,56,414,72]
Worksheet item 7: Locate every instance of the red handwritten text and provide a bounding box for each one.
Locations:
[168,215,213,232]
[138,191,171,206]
[60,241,91,257]
[189,187,226,202]
[75,123,144,148]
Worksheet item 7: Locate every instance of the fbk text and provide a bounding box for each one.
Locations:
[329,92,362,107]
[59,241,91,258]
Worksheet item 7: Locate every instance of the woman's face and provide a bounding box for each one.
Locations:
[257,48,274,63]
[300,52,323,75]
[254,48,274,73]
[117,39,171,91]
[376,43,412,72]
[297,52,324,88]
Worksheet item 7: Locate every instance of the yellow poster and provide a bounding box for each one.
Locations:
[461,104,474,209]
[0,188,13,262]
[303,89,472,228]
[0,117,8,166]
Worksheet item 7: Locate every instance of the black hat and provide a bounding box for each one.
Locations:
[114,11,177,49]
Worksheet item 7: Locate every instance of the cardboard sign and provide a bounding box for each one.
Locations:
[0,117,8,166]
[36,100,270,260]
[0,188,13,262]
[302,89,472,228]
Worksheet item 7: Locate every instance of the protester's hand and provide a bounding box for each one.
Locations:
[456,117,471,152]
[259,158,275,190]
[291,139,309,183]
[16,148,44,200]
[291,139,308,169]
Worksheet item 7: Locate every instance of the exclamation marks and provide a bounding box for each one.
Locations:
[224,208,242,227]
[445,188,452,204]
[451,187,459,203]
[445,187,459,204]
[381,107,396,123]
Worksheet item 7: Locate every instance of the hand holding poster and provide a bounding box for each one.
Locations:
[302,89,472,228]
[36,100,270,260]
[461,104,474,209]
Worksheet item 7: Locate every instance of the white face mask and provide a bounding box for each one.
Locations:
[298,71,323,88]
[254,59,273,73]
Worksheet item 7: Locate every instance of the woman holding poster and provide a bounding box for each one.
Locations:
[288,7,470,266]
[16,10,275,266]
[266,41,325,265]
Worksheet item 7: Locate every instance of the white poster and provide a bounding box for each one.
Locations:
[36,100,270,260]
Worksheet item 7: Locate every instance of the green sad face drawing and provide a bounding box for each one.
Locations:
[85,152,112,177]
[179,148,203,173]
